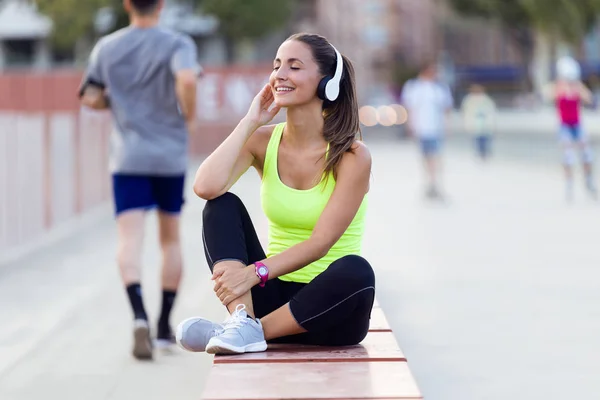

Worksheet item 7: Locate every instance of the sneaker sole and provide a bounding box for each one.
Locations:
[205,338,267,355]
[175,316,198,350]
[133,325,153,360]
[175,317,218,352]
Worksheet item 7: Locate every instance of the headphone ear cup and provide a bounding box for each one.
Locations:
[317,76,330,101]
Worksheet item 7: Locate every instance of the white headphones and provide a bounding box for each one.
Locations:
[317,44,344,102]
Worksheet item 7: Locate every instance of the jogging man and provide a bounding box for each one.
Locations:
[78,0,200,360]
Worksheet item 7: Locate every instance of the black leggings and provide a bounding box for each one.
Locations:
[202,192,376,346]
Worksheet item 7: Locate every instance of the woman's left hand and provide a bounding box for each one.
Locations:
[212,266,259,306]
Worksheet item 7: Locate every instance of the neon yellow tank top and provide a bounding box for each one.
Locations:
[260,122,368,283]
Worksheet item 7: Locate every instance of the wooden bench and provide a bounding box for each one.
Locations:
[201,298,423,400]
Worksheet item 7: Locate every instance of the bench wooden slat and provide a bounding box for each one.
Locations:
[201,361,422,400]
[369,307,392,332]
[214,331,405,364]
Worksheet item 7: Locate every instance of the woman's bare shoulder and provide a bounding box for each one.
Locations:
[339,140,372,172]
[249,124,279,170]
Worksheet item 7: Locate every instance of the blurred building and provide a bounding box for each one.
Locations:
[0,0,53,70]
[289,0,404,103]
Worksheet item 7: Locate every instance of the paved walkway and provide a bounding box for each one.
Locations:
[1,136,599,400]
[447,106,600,138]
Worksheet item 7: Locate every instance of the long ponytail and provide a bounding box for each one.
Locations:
[322,54,360,179]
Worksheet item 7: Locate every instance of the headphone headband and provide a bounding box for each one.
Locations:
[324,44,343,101]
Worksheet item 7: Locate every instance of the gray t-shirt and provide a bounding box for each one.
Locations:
[83,26,199,176]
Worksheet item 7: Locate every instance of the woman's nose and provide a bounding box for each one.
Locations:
[275,67,288,80]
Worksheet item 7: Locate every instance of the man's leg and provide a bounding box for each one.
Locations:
[152,175,186,345]
[117,210,148,318]
[421,138,441,198]
[112,174,154,360]
[156,211,182,345]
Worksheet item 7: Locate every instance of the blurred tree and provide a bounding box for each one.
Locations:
[448,0,600,42]
[199,0,296,63]
[36,0,297,63]
[36,0,115,52]
[446,0,600,90]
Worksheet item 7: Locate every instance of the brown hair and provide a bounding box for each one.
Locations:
[287,33,361,180]
[130,0,160,15]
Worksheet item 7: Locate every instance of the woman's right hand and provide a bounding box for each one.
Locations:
[245,84,281,129]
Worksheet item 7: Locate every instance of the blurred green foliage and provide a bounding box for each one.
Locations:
[35,0,297,58]
[199,0,296,62]
[446,0,600,90]
[447,0,600,43]
[35,0,116,51]
[200,0,295,41]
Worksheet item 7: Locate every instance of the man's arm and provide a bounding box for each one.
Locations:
[175,70,197,121]
[78,39,110,110]
[171,36,200,125]
[81,84,109,110]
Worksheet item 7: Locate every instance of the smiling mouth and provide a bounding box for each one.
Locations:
[275,87,295,94]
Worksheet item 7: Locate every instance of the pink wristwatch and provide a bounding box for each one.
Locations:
[254,261,269,287]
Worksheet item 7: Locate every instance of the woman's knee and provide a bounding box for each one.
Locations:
[203,192,242,217]
[328,255,375,288]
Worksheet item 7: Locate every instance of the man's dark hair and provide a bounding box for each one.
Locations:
[130,0,160,15]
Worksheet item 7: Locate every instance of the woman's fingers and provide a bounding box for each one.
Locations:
[268,105,281,119]
[259,83,272,101]
[262,96,274,111]
[212,269,224,281]
[264,85,276,101]
[221,295,232,306]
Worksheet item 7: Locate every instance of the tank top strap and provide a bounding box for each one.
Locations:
[263,122,285,179]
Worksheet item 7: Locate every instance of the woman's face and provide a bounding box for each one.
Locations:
[269,40,322,108]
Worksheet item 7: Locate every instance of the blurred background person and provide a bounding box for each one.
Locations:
[401,61,454,200]
[544,56,597,202]
[460,83,497,162]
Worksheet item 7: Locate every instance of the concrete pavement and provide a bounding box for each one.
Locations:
[446,106,600,138]
[364,138,600,400]
[1,136,599,400]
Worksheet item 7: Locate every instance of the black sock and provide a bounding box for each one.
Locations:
[126,283,148,321]
[157,290,177,338]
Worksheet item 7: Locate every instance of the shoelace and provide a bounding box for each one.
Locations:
[222,304,251,331]
[211,325,224,336]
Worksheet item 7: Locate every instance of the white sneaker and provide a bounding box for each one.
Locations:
[132,319,153,360]
[205,304,267,355]
[176,317,224,352]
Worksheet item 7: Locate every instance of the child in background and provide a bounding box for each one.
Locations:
[545,56,597,201]
[461,84,497,161]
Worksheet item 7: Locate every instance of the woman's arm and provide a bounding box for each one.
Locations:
[258,142,372,279]
[193,118,261,200]
[193,84,280,200]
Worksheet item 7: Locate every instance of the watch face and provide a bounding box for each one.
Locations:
[258,266,268,276]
